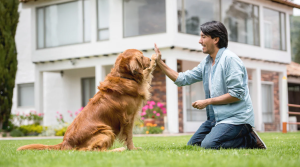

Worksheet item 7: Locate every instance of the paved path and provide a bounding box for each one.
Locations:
[0,133,194,140]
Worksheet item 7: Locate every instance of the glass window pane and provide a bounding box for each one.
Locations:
[98,0,109,29]
[99,29,109,40]
[280,12,286,50]
[222,0,259,46]
[18,83,34,107]
[263,8,280,50]
[124,0,166,37]
[261,84,273,123]
[45,1,83,47]
[37,8,44,49]
[178,0,220,35]
[185,82,206,122]
[82,78,96,107]
[84,0,91,42]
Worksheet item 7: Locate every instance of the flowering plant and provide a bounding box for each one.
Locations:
[13,110,44,125]
[140,101,166,120]
[55,107,83,124]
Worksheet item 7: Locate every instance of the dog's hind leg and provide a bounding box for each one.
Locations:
[79,126,115,151]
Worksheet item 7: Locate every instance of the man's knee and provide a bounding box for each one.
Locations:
[201,140,218,149]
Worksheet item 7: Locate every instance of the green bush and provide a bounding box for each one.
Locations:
[10,129,24,137]
[18,124,44,136]
[2,133,7,137]
[55,126,67,136]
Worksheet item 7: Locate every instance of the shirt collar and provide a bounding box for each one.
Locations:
[206,47,226,63]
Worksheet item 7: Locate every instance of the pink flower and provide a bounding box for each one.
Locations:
[141,117,145,120]
[70,114,73,117]
[157,102,164,107]
[142,105,149,112]
[153,111,156,114]
[67,110,71,113]
[60,115,63,119]
[79,107,84,111]
[149,105,153,109]
[56,111,59,114]
[150,101,155,105]
[38,113,41,116]
[75,111,79,116]
[156,113,160,117]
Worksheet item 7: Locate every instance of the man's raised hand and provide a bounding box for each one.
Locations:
[154,43,162,63]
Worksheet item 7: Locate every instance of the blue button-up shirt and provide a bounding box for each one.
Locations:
[174,48,254,127]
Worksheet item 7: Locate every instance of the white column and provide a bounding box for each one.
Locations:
[95,65,104,93]
[166,57,179,133]
[279,71,289,130]
[252,68,263,131]
[90,0,97,43]
[34,69,44,116]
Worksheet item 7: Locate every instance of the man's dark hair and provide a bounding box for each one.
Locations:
[200,21,228,48]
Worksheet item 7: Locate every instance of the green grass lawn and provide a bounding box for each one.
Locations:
[0,132,300,167]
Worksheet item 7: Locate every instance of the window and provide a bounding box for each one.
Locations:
[263,8,286,50]
[37,0,91,49]
[177,0,220,35]
[18,83,34,107]
[185,82,206,122]
[123,0,166,37]
[222,0,260,46]
[81,78,95,107]
[97,0,109,40]
[261,83,273,123]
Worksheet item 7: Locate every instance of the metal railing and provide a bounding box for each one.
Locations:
[282,104,300,133]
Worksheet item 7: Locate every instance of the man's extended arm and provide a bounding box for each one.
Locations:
[154,43,178,82]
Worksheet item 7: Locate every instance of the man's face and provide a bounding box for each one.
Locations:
[199,31,217,54]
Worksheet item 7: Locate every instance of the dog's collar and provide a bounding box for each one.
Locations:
[120,76,137,83]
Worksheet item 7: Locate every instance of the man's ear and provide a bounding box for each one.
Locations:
[129,57,143,76]
[214,37,220,45]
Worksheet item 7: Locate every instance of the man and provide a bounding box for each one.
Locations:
[154,21,267,149]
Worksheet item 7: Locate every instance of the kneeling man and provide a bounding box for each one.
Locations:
[154,21,266,149]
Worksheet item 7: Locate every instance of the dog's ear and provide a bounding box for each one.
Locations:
[129,57,143,76]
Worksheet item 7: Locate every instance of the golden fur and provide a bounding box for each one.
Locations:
[17,49,157,151]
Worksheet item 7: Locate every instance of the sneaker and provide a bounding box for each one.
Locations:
[251,129,267,149]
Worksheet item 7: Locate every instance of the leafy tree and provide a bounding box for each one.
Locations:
[0,0,19,130]
[290,15,300,63]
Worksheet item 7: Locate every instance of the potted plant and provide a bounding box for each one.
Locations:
[141,101,166,126]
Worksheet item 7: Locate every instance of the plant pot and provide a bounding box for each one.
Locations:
[144,118,155,126]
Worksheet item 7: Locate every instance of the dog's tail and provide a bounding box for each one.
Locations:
[17,143,62,151]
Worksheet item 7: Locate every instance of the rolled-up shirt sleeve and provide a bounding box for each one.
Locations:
[174,61,204,87]
[225,57,246,100]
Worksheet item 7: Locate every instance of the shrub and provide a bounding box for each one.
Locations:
[10,129,24,137]
[141,101,166,120]
[144,123,164,134]
[2,133,7,137]
[18,124,44,136]
[55,126,68,136]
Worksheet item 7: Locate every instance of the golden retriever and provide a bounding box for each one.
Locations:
[17,49,157,152]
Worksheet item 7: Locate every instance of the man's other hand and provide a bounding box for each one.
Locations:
[192,99,211,110]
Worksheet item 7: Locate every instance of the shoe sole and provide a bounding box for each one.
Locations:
[252,129,267,149]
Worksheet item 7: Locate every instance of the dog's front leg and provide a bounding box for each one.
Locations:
[143,54,157,83]
[125,119,141,150]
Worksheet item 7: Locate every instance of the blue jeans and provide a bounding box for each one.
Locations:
[187,120,256,149]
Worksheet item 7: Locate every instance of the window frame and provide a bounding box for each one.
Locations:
[177,0,261,47]
[36,0,90,50]
[96,0,109,41]
[122,0,167,38]
[17,83,35,108]
[263,7,287,51]
[261,81,274,124]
